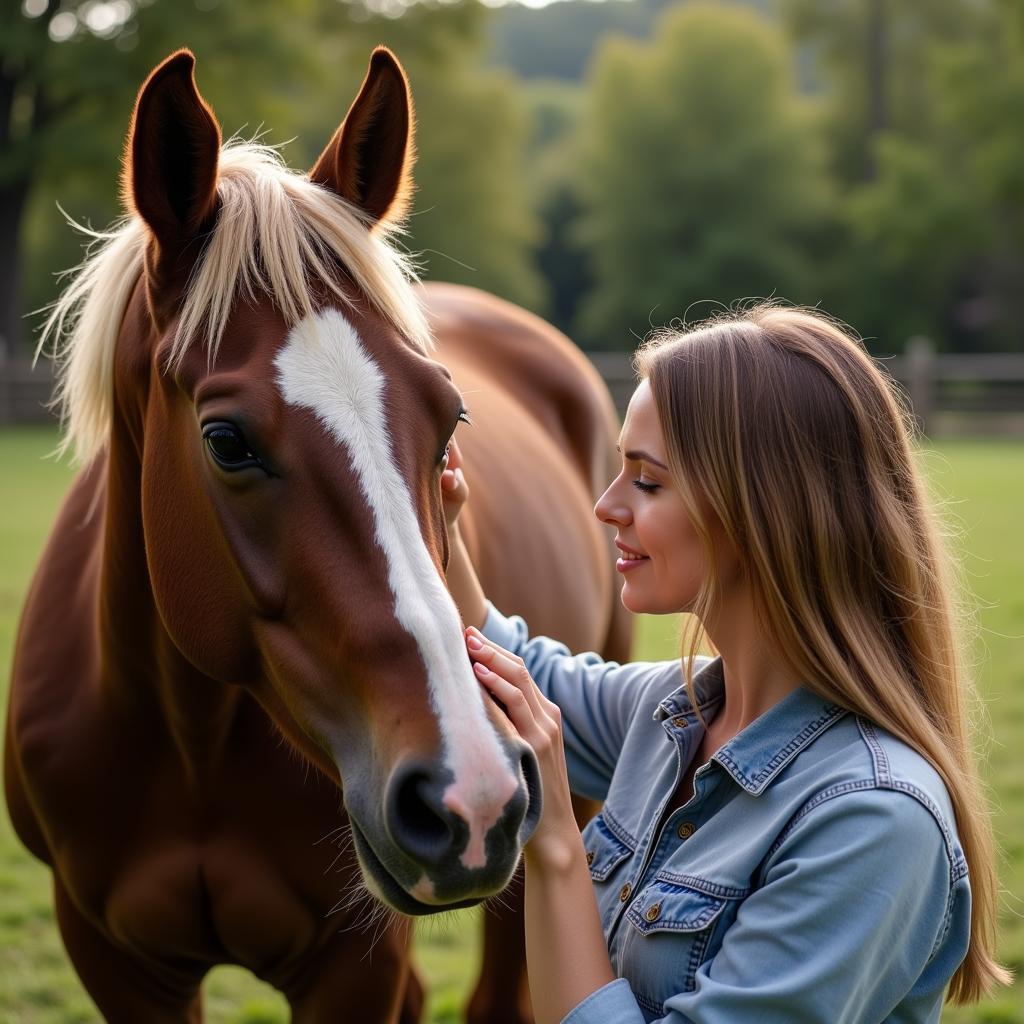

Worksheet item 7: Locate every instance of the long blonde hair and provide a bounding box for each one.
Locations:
[635,302,1009,1004]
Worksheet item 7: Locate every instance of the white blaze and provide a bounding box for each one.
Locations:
[274,309,518,871]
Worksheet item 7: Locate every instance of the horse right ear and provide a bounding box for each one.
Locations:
[309,47,415,226]
[122,50,221,280]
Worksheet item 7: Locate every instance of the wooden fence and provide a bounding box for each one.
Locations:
[3,339,1024,436]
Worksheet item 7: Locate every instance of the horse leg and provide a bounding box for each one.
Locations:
[285,916,418,1024]
[53,880,204,1023]
[398,965,425,1024]
[466,870,532,1024]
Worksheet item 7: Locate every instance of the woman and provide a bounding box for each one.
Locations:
[440,303,1008,1023]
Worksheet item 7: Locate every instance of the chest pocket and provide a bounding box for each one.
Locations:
[619,880,737,1014]
[582,812,634,882]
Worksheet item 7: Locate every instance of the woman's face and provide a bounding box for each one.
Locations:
[594,380,710,616]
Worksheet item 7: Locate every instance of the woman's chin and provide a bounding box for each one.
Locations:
[620,586,691,617]
[620,586,653,615]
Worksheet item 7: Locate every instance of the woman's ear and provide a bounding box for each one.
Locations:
[309,47,415,226]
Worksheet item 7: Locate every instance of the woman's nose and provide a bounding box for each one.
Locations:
[594,479,631,526]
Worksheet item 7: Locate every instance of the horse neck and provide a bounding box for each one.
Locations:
[96,352,244,779]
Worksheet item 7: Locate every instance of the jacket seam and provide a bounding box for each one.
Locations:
[765,780,876,861]
[602,806,639,849]
[715,704,847,792]
[635,989,667,1015]
[626,906,723,933]
[928,880,959,964]
[763,781,964,901]
[651,872,751,899]
[858,717,892,786]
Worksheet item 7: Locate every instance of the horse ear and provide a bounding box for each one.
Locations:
[122,50,221,272]
[309,47,415,225]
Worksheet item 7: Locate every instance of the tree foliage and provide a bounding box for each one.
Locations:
[9,0,318,352]
[574,2,830,348]
[786,0,1024,350]
[344,1,545,309]
[7,0,1024,358]
[9,0,544,355]
[780,0,981,183]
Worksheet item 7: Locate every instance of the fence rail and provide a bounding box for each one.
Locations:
[0,359,55,424]
[4,341,1024,436]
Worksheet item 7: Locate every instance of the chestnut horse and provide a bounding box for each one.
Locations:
[4,49,629,1022]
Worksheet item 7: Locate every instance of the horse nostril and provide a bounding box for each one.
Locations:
[518,745,543,843]
[387,763,465,866]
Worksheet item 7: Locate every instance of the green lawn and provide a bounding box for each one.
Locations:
[2,426,1022,1022]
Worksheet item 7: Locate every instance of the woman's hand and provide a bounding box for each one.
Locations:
[440,439,468,532]
[440,440,486,629]
[465,628,617,1023]
[465,626,582,869]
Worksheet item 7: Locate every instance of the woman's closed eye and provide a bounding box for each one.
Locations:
[632,479,660,494]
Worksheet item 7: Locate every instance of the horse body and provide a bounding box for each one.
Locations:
[4,49,628,1022]
[424,282,625,646]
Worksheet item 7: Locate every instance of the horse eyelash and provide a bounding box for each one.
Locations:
[458,409,472,426]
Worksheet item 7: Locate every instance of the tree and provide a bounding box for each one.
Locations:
[6,0,318,358]
[574,3,831,349]
[836,1,1024,351]
[315,1,546,311]
[519,80,590,337]
[780,0,986,184]
[11,0,545,359]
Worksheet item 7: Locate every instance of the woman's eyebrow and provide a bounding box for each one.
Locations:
[615,443,669,470]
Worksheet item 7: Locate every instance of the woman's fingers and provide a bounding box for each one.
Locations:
[446,438,465,473]
[440,464,468,528]
[465,631,579,865]
[465,629,543,716]
[474,665,543,743]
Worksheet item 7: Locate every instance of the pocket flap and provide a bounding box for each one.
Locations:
[581,813,634,881]
[627,882,729,935]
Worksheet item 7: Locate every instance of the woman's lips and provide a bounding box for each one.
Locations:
[616,556,648,573]
[615,542,649,573]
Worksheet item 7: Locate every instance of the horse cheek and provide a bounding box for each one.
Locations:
[141,429,257,684]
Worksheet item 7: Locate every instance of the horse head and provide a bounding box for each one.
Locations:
[114,49,540,913]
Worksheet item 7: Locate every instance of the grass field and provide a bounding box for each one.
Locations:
[2,426,1022,1023]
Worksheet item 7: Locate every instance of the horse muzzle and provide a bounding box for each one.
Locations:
[348,743,541,915]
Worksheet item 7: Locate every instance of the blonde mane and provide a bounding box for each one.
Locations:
[39,139,433,465]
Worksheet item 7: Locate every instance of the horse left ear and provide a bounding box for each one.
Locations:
[123,50,221,276]
[310,47,415,226]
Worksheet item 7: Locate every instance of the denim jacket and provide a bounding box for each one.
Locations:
[482,604,971,1024]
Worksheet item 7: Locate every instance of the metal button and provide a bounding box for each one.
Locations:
[677,821,696,840]
[586,851,595,866]
[645,902,662,923]
[670,715,689,728]
[619,882,632,902]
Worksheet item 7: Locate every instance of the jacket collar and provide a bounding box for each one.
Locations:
[654,657,848,796]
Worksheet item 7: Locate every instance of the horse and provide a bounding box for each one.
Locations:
[4,48,629,1022]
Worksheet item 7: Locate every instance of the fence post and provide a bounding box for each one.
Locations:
[905,335,935,434]
[0,334,9,425]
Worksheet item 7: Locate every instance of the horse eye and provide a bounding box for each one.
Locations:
[202,422,262,470]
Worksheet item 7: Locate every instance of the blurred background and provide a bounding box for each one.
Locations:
[3,0,1024,361]
[2,1,1023,1022]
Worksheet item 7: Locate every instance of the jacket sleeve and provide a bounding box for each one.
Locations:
[480,603,681,802]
